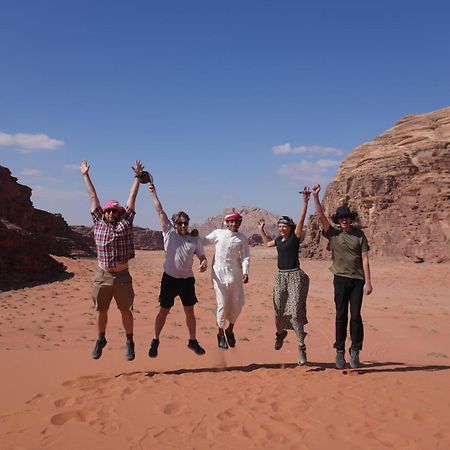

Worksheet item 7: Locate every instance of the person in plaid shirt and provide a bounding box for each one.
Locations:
[81,159,144,361]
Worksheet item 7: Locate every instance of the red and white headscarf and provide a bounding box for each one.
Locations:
[224,212,243,222]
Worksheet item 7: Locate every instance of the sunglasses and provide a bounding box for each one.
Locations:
[176,221,189,226]
[104,209,119,214]
[338,215,351,220]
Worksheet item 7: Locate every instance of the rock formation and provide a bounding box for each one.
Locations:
[0,166,94,286]
[194,206,280,245]
[70,225,164,252]
[303,106,450,263]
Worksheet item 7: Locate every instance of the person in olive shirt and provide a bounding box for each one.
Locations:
[312,184,373,369]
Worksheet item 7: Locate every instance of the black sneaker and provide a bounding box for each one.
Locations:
[148,338,159,358]
[225,329,236,348]
[92,337,107,360]
[188,339,206,355]
[335,350,346,369]
[217,333,228,350]
[126,340,135,361]
[349,349,360,368]
[274,330,288,350]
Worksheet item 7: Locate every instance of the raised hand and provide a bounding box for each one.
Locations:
[80,160,90,176]
[302,186,311,201]
[312,184,321,196]
[258,219,265,230]
[132,160,144,177]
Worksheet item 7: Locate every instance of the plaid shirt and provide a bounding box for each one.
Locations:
[92,206,136,269]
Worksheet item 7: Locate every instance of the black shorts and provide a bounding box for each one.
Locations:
[159,272,198,309]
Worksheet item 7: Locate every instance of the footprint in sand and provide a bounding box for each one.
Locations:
[26,393,45,405]
[162,402,185,416]
[54,397,77,408]
[50,410,87,426]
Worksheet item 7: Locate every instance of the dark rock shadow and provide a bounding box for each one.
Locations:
[0,271,74,292]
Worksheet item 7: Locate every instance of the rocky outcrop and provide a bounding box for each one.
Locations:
[194,206,280,244]
[303,107,450,263]
[70,225,164,252]
[0,166,94,285]
[133,227,163,250]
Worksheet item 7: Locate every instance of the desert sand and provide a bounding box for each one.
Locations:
[1,247,449,449]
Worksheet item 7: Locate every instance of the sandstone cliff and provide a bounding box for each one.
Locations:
[0,166,94,286]
[303,107,450,263]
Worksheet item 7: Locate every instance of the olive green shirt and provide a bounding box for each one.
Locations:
[323,226,369,280]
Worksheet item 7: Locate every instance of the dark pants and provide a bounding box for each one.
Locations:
[333,275,365,352]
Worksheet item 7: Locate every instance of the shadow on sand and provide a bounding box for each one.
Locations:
[115,361,450,378]
[0,271,74,292]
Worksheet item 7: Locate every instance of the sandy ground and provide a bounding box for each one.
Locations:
[1,247,449,450]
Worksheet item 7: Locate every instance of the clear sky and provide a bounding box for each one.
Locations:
[1,0,449,228]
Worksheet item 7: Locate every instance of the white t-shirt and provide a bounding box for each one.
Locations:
[204,229,250,284]
[163,225,205,279]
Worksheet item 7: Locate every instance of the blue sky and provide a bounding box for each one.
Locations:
[1,0,449,228]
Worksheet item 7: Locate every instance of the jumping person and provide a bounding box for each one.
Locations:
[258,188,311,365]
[312,184,373,369]
[147,181,207,358]
[81,159,144,361]
[204,212,250,350]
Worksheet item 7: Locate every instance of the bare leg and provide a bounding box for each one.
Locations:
[154,307,170,339]
[183,306,196,340]
[97,310,108,335]
[120,309,133,335]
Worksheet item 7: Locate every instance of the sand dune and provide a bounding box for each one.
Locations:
[1,248,449,449]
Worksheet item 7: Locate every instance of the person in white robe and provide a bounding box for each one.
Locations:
[204,212,250,349]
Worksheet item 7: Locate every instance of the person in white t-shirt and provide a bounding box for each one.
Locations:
[204,212,250,350]
[147,182,208,357]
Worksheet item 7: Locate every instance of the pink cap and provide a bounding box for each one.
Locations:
[225,212,242,222]
[102,200,123,212]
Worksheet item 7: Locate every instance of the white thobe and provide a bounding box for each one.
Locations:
[204,229,250,328]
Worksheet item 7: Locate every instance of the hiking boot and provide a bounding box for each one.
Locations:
[225,329,236,348]
[148,338,159,358]
[126,340,135,361]
[188,339,206,355]
[92,337,107,360]
[217,333,228,350]
[335,350,346,369]
[274,330,288,350]
[349,349,360,369]
[298,345,307,366]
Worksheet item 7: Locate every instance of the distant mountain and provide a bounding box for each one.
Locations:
[193,206,280,245]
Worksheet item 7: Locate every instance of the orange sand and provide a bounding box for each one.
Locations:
[1,248,449,449]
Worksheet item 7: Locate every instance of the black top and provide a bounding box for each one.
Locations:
[275,232,300,270]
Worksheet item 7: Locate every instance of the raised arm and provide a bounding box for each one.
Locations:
[148,183,170,232]
[258,220,276,248]
[126,160,144,211]
[295,187,311,239]
[80,160,100,212]
[312,184,330,233]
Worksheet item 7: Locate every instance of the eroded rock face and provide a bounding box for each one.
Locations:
[194,206,280,244]
[0,166,94,284]
[303,107,450,262]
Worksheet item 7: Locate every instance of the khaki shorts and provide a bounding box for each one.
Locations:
[92,268,134,311]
